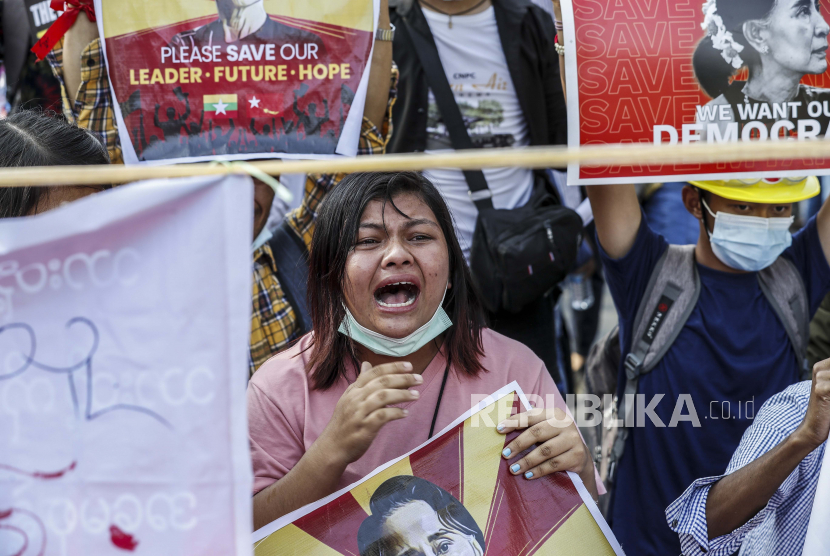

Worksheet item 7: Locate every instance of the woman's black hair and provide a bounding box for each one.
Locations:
[693,0,777,98]
[0,110,110,218]
[357,476,485,556]
[306,171,486,390]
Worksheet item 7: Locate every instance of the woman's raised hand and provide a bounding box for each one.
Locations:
[319,361,423,466]
[497,407,598,499]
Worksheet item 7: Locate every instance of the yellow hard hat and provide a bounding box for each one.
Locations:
[689,177,820,204]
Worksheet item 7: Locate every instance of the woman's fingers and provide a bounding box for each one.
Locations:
[360,388,420,416]
[353,361,413,388]
[501,419,562,461]
[366,407,408,430]
[497,407,571,435]
[361,371,423,397]
[505,429,584,478]
[522,447,584,480]
[499,408,572,457]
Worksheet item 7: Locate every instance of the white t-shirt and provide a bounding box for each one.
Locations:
[422,7,534,261]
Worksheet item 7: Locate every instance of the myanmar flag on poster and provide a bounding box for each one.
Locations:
[204,94,238,119]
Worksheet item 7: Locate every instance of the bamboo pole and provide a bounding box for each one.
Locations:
[2,139,830,187]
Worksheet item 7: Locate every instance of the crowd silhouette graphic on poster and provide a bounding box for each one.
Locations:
[122,83,355,160]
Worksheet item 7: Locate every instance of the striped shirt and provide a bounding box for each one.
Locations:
[47,38,123,163]
[666,381,826,556]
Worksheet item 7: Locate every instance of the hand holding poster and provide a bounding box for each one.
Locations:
[0,176,252,554]
[562,0,830,184]
[252,383,624,556]
[93,0,378,164]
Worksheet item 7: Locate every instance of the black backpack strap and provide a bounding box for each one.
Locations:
[759,256,810,379]
[267,220,311,334]
[399,15,493,210]
[608,245,701,482]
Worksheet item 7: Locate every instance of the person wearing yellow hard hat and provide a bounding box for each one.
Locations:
[584,175,830,556]
[689,177,820,272]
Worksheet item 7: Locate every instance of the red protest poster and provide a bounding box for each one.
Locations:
[251,386,623,556]
[562,0,830,184]
[94,0,376,164]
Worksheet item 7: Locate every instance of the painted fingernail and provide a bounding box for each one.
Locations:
[497,423,505,432]
[524,471,534,479]
[510,464,521,473]
[502,448,511,457]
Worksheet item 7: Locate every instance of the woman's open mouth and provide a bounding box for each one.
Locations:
[374,281,420,308]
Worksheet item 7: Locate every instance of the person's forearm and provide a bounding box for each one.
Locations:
[363,9,393,129]
[585,184,641,259]
[552,1,566,103]
[556,24,566,103]
[252,442,349,530]
[705,433,815,539]
[62,14,99,104]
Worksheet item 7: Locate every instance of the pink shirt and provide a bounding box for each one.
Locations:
[247,328,601,494]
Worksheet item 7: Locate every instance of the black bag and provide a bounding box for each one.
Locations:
[470,177,583,313]
[402,17,583,314]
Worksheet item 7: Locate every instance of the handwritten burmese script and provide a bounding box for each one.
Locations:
[0,176,253,555]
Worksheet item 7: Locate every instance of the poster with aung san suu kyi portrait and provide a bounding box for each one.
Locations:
[563,0,830,185]
[251,384,624,556]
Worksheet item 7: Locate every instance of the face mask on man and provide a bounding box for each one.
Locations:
[701,198,793,272]
[338,285,453,357]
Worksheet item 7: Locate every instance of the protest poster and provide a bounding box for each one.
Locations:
[802,446,830,555]
[562,0,830,185]
[252,382,624,556]
[93,0,378,164]
[0,176,253,554]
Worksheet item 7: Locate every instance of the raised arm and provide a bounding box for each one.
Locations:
[703,364,830,539]
[61,14,98,104]
[362,0,393,130]
[552,0,566,103]
[50,17,122,162]
[585,185,642,259]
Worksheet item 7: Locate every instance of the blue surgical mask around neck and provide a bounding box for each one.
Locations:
[702,198,793,272]
[337,286,453,357]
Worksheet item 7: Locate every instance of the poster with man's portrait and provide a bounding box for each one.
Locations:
[251,383,623,556]
[562,0,830,185]
[93,0,377,164]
